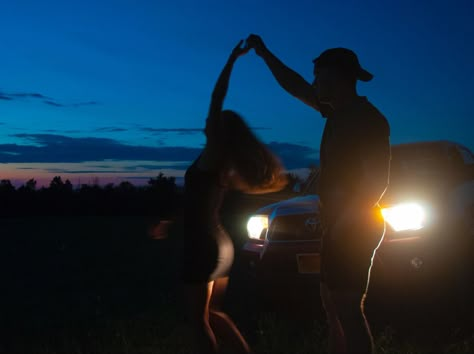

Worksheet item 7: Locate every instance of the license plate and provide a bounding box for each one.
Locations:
[296,253,320,274]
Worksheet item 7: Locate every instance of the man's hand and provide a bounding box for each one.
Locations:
[246,34,267,57]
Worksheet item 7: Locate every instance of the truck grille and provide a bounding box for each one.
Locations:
[268,213,322,241]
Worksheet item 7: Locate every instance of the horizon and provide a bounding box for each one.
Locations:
[1,1,473,185]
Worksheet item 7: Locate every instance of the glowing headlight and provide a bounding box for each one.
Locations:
[247,215,269,239]
[381,203,426,232]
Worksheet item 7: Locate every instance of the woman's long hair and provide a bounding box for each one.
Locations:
[220,110,286,191]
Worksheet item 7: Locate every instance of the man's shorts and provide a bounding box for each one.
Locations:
[320,208,385,293]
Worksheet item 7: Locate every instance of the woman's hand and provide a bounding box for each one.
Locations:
[230,39,250,60]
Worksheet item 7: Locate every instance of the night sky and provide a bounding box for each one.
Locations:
[1,0,473,186]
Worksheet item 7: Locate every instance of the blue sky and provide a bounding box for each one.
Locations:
[0,0,473,186]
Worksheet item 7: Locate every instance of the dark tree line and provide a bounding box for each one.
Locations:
[0,171,303,218]
[0,173,181,217]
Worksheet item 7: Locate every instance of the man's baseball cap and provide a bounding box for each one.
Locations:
[313,47,373,82]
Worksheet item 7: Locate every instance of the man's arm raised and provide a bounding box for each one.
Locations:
[246,34,320,111]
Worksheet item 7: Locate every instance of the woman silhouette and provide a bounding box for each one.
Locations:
[182,40,287,354]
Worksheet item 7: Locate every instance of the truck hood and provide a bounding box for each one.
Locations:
[254,194,319,217]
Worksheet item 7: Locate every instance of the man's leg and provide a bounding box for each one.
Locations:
[331,289,374,354]
[320,282,347,354]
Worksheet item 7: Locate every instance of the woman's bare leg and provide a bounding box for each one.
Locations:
[209,277,251,354]
[185,281,218,354]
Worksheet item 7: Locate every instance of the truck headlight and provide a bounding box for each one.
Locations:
[247,215,268,239]
[381,203,426,232]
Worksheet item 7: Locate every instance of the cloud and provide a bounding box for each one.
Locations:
[8,92,50,99]
[267,141,319,169]
[12,160,189,176]
[0,91,98,108]
[140,127,203,135]
[43,127,127,134]
[139,126,270,136]
[43,166,188,174]
[121,163,189,171]
[94,127,129,133]
[2,133,201,164]
[0,134,319,171]
[42,129,83,134]
[44,168,109,174]
[43,100,64,107]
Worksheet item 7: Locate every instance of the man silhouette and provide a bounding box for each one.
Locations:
[246,34,390,354]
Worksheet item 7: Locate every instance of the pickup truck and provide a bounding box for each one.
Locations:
[240,140,474,324]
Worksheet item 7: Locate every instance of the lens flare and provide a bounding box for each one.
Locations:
[247,215,269,239]
[381,203,426,232]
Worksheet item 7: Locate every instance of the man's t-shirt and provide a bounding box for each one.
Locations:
[317,96,391,225]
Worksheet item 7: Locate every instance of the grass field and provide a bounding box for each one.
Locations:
[0,209,472,353]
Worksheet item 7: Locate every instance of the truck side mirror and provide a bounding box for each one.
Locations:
[293,183,301,193]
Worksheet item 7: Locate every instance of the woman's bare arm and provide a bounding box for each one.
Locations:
[199,41,249,169]
[205,40,249,143]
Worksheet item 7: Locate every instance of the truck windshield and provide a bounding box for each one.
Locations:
[301,168,320,195]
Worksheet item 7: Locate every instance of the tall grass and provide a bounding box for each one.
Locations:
[0,216,471,354]
[4,313,470,354]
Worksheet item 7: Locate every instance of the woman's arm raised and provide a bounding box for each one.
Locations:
[205,40,249,142]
